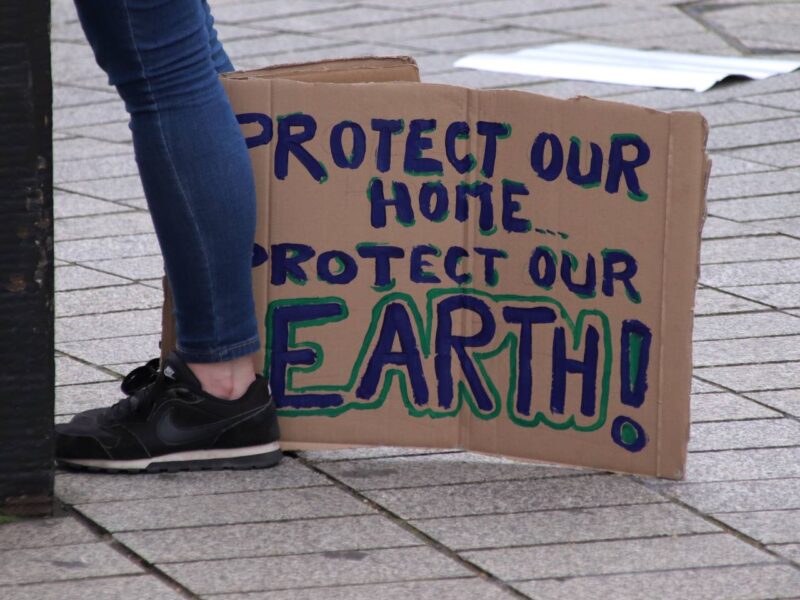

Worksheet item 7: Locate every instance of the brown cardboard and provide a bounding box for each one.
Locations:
[161,59,707,479]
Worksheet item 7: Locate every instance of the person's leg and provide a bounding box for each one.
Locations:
[74,0,258,399]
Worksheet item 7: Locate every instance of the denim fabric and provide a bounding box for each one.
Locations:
[74,0,260,363]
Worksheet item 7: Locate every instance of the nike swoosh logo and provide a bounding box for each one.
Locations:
[154,404,266,447]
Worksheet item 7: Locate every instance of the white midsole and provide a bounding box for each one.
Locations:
[59,442,281,470]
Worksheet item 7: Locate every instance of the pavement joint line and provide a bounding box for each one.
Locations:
[641,478,800,571]
[293,453,534,600]
[0,572,157,591]
[648,475,800,486]
[690,374,800,423]
[693,358,800,369]
[302,449,463,464]
[60,502,201,599]
[700,284,785,311]
[54,185,141,203]
[691,333,800,343]
[55,349,128,381]
[689,444,800,454]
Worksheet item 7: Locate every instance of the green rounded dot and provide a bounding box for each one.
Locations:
[620,421,638,445]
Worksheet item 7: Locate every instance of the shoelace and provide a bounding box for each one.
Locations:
[107,358,173,423]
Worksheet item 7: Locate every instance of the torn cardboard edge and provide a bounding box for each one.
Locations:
[161,55,709,479]
[455,43,800,92]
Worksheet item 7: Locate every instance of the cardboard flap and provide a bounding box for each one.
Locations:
[224,56,420,83]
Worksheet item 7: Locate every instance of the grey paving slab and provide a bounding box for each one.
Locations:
[365,475,664,520]
[576,16,707,44]
[54,192,130,219]
[726,141,800,169]
[693,335,800,366]
[498,4,676,31]
[700,236,800,265]
[0,542,142,586]
[707,169,800,201]
[55,355,116,386]
[701,259,800,288]
[55,211,154,242]
[695,361,800,392]
[55,264,130,291]
[708,193,800,222]
[602,88,729,111]
[75,486,371,532]
[56,308,162,343]
[697,101,797,127]
[517,78,650,100]
[59,173,145,200]
[432,0,597,20]
[408,27,569,55]
[515,564,800,600]
[211,0,360,24]
[693,312,800,340]
[731,283,800,310]
[693,288,768,315]
[53,136,130,165]
[83,254,166,280]
[300,446,460,462]
[56,333,161,365]
[747,389,800,417]
[161,546,469,595]
[769,543,800,564]
[224,33,344,61]
[57,457,326,504]
[53,101,129,131]
[56,380,123,416]
[1,575,185,600]
[320,16,490,45]
[463,533,772,581]
[411,503,718,550]
[56,283,163,317]
[692,377,724,393]
[659,478,800,512]
[681,447,800,483]
[641,30,740,55]
[748,215,800,238]
[205,578,514,600]
[691,393,780,422]
[52,86,118,110]
[55,154,139,184]
[256,6,402,33]
[701,216,762,239]
[0,515,95,550]
[707,117,800,151]
[706,154,776,176]
[689,418,800,451]
[426,68,548,90]
[317,451,583,490]
[713,509,800,544]
[56,233,160,262]
[116,515,419,563]
[60,120,134,143]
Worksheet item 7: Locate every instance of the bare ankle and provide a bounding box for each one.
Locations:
[187,355,256,400]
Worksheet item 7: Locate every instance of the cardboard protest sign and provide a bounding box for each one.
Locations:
[162,59,708,479]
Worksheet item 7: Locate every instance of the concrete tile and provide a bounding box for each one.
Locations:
[57,457,326,503]
[708,194,800,222]
[409,28,568,54]
[726,141,800,169]
[161,546,469,594]
[693,335,800,366]
[55,355,115,386]
[576,16,707,44]
[320,16,489,45]
[707,117,800,151]
[732,283,800,309]
[54,192,129,219]
[706,154,775,176]
[56,333,161,365]
[701,216,762,240]
[56,283,163,317]
[75,486,370,532]
[746,389,800,417]
[695,361,800,392]
[55,154,139,185]
[55,212,154,242]
[0,542,141,586]
[700,236,800,265]
[603,88,728,111]
[212,0,359,24]
[61,120,134,143]
[116,515,419,563]
[681,447,800,483]
[1,574,184,600]
[693,312,800,340]
[435,0,597,19]
[0,515,95,550]
[300,447,461,462]
[691,393,780,422]
[59,174,144,200]
[56,233,160,262]
[659,478,800,512]
[56,308,162,343]
[713,509,800,544]
[701,259,800,288]
[53,101,128,130]
[463,533,771,581]
[515,564,800,600]
[365,475,663,520]
[692,378,723,393]
[697,101,797,127]
[83,255,165,280]
[205,578,515,600]
[52,86,118,111]
[317,451,582,490]
[56,380,123,416]
[55,265,129,291]
[517,78,650,100]
[427,68,548,90]
[689,418,800,451]
[224,33,344,60]
[768,543,800,563]
[412,503,718,550]
[706,169,800,201]
[747,215,800,238]
[693,288,768,315]
[257,6,401,33]
[499,5,676,31]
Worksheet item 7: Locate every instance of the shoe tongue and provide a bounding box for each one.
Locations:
[163,352,202,390]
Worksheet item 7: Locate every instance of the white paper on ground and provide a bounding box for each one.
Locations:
[454,43,800,92]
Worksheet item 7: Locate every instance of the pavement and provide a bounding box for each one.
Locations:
[4,0,800,597]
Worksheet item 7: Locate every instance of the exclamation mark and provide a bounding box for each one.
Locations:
[612,319,652,452]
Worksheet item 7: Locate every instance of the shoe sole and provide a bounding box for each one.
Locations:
[56,442,282,474]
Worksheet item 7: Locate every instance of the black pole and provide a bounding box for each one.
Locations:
[0,0,54,516]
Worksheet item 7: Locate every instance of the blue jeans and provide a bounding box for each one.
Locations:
[74,0,260,363]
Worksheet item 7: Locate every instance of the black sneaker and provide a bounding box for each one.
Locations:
[55,352,282,473]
